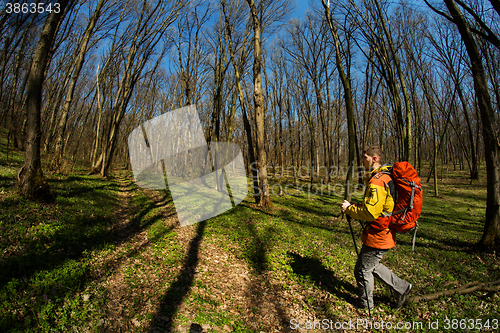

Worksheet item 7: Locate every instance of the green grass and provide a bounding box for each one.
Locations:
[0,130,499,332]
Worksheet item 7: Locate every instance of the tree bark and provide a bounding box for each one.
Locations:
[246,0,270,207]
[222,1,260,200]
[17,0,72,200]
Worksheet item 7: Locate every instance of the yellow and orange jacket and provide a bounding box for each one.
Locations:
[346,165,396,249]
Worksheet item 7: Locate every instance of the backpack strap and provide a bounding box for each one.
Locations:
[375,169,396,202]
[399,178,422,210]
[381,208,408,218]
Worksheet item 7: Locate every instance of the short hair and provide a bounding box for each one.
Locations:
[364,146,385,164]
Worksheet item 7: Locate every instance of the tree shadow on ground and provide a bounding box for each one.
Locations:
[244,218,292,330]
[243,201,344,235]
[147,221,206,333]
[0,187,169,289]
[0,172,176,332]
[288,252,358,306]
[244,218,269,273]
[405,213,482,252]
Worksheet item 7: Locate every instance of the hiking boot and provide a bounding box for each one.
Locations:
[396,283,412,309]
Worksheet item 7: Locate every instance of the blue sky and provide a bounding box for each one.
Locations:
[293,0,310,18]
[291,0,313,20]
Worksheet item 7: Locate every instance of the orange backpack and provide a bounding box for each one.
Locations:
[378,161,422,251]
[387,161,423,233]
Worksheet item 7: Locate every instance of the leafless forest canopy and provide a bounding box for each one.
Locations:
[1,0,499,179]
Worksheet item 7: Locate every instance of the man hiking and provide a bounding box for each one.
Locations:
[341,146,412,310]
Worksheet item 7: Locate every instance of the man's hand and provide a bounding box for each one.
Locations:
[341,200,351,213]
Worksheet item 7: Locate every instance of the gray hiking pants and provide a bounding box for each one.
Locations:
[354,244,410,308]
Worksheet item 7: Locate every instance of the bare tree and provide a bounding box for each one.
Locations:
[322,0,357,200]
[426,0,500,250]
[245,0,270,206]
[93,0,184,177]
[50,0,110,171]
[282,12,335,184]
[222,0,259,198]
[173,1,212,107]
[18,0,74,200]
[347,0,413,161]
[427,21,480,180]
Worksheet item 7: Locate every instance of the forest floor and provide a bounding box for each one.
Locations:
[1,133,500,332]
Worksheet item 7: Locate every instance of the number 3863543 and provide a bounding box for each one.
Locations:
[4,2,61,14]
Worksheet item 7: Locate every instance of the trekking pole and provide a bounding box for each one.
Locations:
[412,223,418,252]
[346,215,372,322]
[347,214,359,257]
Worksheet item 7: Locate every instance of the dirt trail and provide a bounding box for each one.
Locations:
[86,172,324,332]
[85,173,182,332]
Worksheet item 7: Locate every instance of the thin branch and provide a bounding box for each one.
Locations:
[455,0,500,49]
[410,280,500,303]
[423,0,454,23]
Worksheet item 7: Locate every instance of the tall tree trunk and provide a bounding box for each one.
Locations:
[92,65,104,168]
[285,97,296,181]
[51,0,106,170]
[18,0,72,200]
[323,67,333,185]
[424,87,439,197]
[222,1,259,199]
[301,89,315,186]
[246,0,270,207]
[322,0,356,201]
[226,89,238,142]
[444,0,500,251]
[456,81,479,180]
[278,97,284,175]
